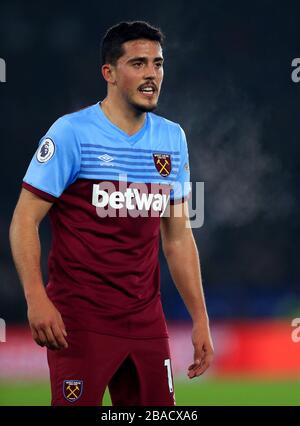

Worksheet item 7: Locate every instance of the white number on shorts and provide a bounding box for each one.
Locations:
[164,358,173,393]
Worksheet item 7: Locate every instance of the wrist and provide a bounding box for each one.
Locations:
[192,313,209,327]
[25,284,47,304]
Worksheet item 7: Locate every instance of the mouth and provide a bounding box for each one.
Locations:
[138,83,157,98]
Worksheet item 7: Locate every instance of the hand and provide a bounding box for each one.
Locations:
[27,292,68,351]
[188,322,214,378]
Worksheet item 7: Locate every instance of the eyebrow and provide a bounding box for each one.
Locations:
[127,56,164,63]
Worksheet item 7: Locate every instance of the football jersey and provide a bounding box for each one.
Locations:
[22,102,191,338]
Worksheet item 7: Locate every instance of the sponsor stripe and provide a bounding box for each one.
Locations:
[81,158,180,166]
[81,143,180,155]
[76,177,172,186]
[82,151,180,159]
[80,165,179,173]
[78,171,176,181]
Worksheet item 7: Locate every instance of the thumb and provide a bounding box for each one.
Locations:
[188,353,202,370]
[194,344,204,362]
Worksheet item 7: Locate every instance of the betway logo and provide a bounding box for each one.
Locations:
[92,184,168,212]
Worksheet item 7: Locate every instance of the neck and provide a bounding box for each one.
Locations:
[100,96,146,136]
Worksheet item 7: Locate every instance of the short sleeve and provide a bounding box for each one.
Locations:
[170,126,191,204]
[22,117,81,202]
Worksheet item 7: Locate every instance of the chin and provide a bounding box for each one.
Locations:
[132,101,158,113]
[128,96,158,113]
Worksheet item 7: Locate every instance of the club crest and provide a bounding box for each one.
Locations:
[153,153,172,177]
[63,380,83,403]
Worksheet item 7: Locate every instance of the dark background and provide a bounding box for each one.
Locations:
[1,0,300,323]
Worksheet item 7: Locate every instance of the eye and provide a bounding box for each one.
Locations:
[155,62,163,68]
[133,62,143,68]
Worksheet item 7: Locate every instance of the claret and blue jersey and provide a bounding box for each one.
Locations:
[22,102,191,339]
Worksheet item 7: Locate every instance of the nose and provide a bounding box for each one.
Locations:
[143,63,157,79]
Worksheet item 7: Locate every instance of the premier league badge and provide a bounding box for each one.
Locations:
[153,153,172,177]
[36,137,55,163]
[63,380,83,403]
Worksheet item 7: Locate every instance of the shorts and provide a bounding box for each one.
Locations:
[47,330,176,406]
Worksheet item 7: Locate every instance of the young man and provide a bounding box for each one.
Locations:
[10,21,214,406]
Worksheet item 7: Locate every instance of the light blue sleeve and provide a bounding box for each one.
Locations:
[23,116,81,199]
[170,126,191,203]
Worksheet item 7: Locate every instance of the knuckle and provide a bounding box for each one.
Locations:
[36,322,47,329]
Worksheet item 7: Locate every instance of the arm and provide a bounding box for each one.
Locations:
[9,188,68,350]
[160,201,214,378]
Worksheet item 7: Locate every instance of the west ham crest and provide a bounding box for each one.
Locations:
[63,380,83,403]
[153,153,172,177]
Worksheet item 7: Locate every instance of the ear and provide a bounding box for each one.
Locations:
[101,64,116,84]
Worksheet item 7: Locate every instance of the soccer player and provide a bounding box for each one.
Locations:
[9,21,214,406]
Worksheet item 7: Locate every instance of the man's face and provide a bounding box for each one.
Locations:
[112,39,164,113]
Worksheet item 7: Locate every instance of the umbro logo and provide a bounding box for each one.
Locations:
[98,154,114,162]
[98,154,114,166]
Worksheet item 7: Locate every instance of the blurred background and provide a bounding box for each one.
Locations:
[1,0,300,405]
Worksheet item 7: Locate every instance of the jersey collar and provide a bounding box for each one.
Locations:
[94,101,149,145]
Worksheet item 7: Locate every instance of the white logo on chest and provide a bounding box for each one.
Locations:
[92,184,167,212]
[98,154,114,166]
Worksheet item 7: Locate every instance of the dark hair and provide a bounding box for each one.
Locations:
[101,21,164,65]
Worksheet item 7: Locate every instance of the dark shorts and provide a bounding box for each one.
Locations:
[47,330,176,406]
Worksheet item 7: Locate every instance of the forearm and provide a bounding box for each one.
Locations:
[10,213,46,303]
[10,190,67,350]
[163,233,208,324]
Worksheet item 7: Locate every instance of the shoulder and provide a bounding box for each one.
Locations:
[64,103,96,123]
[46,104,96,140]
[148,112,183,135]
[50,105,94,131]
[148,113,187,152]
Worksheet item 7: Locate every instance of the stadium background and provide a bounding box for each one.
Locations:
[1,0,300,405]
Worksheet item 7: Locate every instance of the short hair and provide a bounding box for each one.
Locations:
[101,21,164,65]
